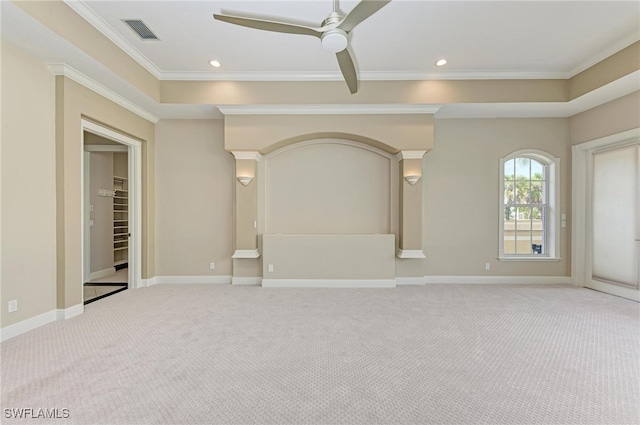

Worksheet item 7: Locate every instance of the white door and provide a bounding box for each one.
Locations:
[587,142,640,299]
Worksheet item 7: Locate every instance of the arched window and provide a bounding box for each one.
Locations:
[499,150,560,260]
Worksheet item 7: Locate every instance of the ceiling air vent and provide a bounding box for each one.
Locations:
[123,19,159,40]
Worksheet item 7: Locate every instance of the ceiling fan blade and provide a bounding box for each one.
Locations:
[336,49,358,94]
[338,0,391,33]
[214,14,322,38]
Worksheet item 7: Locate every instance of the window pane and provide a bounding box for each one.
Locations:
[503,207,517,254]
[504,159,515,179]
[517,207,532,222]
[531,160,544,180]
[516,178,530,203]
[515,230,533,254]
[515,158,530,179]
[531,181,543,203]
[504,182,515,204]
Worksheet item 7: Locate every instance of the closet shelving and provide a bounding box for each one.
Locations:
[113,176,128,268]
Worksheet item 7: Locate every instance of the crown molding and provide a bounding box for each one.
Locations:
[63,0,162,79]
[48,64,159,123]
[217,104,441,116]
[161,70,570,82]
[568,32,640,77]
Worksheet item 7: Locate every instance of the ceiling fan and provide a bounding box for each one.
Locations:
[213,0,391,94]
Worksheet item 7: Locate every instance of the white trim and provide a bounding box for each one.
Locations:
[81,120,143,292]
[396,277,426,285]
[586,280,640,302]
[83,152,91,284]
[48,64,159,123]
[162,70,571,82]
[84,145,128,152]
[498,149,560,259]
[498,257,562,262]
[89,267,117,281]
[231,249,261,259]
[423,276,572,285]
[572,128,640,297]
[62,0,163,79]
[218,104,440,116]
[0,311,57,342]
[396,151,427,161]
[140,277,155,287]
[571,128,640,152]
[231,151,262,161]
[262,279,396,288]
[232,277,263,286]
[56,304,84,320]
[396,249,426,259]
[568,33,640,77]
[151,276,232,285]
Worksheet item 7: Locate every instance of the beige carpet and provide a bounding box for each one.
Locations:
[1,284,638,424]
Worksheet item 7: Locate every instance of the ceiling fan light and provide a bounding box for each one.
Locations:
[321,28,348,53]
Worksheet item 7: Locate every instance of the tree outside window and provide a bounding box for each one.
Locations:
[503,157,547,255]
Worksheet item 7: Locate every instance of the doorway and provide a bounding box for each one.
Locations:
[572,128,640,301]
[81,120,142,304]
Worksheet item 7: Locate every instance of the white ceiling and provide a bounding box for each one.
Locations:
[1,1,639,120]
[69,0,640,80]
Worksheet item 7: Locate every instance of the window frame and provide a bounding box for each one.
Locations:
[499,149,561,261]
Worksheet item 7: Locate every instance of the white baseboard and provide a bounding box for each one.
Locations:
[423,276,573,284]
[0,310,57,342]
[396,277,426,285]
[90,267,116,281]
[139,277,154,287]
[262,279,396,288]
[232,277,262,286]
[151,276,232,285]
[56,304,84,320]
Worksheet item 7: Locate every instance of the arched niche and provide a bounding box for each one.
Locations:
[261,139,398,235]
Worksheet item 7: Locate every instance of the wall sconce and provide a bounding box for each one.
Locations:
[237,176,253,186]
[404,175,421,185]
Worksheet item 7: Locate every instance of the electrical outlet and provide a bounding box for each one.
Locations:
[8,300,17,313]
[268,264,274,273]
[209,262,215,270]
[485,263,491,271]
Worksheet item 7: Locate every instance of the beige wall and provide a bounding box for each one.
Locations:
[569,92,640,146]
[1,41,56,327]
[262,234,395,280]
[424,118,571,276]
[89,152,114,273]
[155,119,234,276]
[265,141,392,234]
[224,114,434,153]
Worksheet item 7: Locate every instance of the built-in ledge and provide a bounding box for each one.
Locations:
[396,249,426,259]
[231,249,261,259]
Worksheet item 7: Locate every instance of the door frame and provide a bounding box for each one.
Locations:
[81,119,142,291]
[572,127,640,301]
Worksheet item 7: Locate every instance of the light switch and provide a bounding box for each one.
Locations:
[89,220,94,227]
[89,204,94,212]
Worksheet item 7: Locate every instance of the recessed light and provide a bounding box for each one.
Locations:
[435,59,447,67]
[209,60,221,68]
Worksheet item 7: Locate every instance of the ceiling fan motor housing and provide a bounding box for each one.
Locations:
[321,28,348,53]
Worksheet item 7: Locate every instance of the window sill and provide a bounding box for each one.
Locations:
[498,256,562,262]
